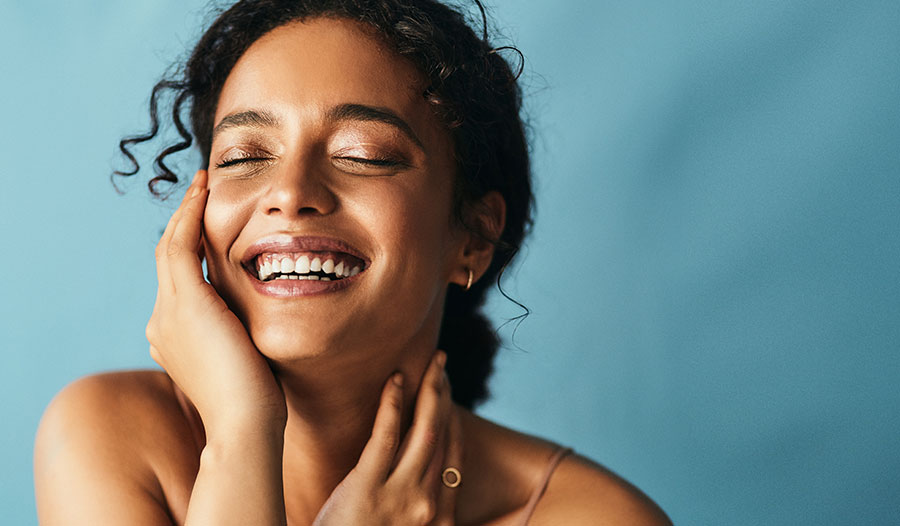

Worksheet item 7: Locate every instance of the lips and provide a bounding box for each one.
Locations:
[241,235,369,287]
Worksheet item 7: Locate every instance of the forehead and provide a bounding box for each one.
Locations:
[215,18,436,137]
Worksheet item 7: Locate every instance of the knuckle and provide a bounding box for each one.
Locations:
[411,496,436,524]
[423,383,442,403]
[379,429,400,453]
[423,426,440,447]
[430,373,443,393]
[166,241,184,258]
[145,319,159,344]
[388,391,404,413]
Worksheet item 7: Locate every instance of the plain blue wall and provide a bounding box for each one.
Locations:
[2,1,897,524]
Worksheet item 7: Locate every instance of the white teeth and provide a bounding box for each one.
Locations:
[296,255,310,274]
[321,277,331,281]
[256,253,364,282]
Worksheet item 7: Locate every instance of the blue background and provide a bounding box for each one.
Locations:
[2,1,898,524]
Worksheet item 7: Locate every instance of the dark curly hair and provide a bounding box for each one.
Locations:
[115,0,533,409]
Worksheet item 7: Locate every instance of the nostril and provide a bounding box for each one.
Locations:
[265,205,328,216]
[258,175,338,216]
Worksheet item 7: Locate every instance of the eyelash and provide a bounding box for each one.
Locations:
[216,156,270,168]
[215,156,406,169]
[336,156,406,168]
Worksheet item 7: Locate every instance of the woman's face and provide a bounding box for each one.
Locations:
[203,18,464,365]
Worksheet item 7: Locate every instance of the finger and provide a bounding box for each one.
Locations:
[157,170,205,253]
[356,372,405,482]
[421,371,451,484]
[155,170,206,296]
[432,405,463,526]
[167,171,210,291]
[393,351,450,480]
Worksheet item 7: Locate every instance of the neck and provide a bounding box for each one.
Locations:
[271,335,436,523]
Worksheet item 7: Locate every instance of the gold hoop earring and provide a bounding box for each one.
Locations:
[465,269,474,291]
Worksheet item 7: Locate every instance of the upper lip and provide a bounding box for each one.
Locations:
[241,234,370,268]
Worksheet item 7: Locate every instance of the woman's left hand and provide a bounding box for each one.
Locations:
[312,351,463,526]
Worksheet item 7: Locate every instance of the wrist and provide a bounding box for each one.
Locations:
[204,410,287,446]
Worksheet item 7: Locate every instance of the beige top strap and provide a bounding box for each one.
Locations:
[518,447,573,526]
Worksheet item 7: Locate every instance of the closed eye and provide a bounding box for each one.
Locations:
[216,156,271,168]
[335,156,407,168]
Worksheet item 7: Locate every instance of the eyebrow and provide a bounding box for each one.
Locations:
[212,109,280,140]
[211,103,425,151]
[326,103,424,151]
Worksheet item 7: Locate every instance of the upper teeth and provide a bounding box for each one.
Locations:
[255,253,363,282]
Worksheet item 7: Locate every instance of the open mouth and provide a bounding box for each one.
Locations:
[250,252,366,282]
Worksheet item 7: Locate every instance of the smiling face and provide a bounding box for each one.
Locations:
[202,18,465,367]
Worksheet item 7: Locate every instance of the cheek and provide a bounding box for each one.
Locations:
[370,182,457,277]
[202,183,255,277]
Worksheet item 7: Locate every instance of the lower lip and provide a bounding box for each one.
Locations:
[246,268,362,297]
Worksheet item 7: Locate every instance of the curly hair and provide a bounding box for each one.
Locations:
[115,0,533,409]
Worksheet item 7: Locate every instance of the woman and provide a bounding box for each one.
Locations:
[34,1,670,524]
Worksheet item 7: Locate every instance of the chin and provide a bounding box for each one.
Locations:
[247,320,342,362]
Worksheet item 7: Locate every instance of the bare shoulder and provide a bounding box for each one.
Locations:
[35,369,198,525]
[459,412,670,526]
[529,451,671,526]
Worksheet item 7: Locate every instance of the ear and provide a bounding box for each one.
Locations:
[451,191,506,289]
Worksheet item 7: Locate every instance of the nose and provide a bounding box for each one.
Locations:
[259,155,337,218]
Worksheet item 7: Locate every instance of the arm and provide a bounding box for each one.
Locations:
[183,419,286,525]
[146,169,288,526]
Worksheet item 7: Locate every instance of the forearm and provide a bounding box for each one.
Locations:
[184,421,287,526]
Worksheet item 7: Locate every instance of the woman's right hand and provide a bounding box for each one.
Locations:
[146,169,287,435]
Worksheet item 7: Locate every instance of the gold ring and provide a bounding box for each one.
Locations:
[441,467,461,488]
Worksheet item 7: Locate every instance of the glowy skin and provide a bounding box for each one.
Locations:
[204,20,466,370]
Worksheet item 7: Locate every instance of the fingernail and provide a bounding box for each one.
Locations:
[190,186,202,198]
[392,372,404,386]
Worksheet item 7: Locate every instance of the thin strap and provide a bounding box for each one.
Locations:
[518,447,573,526]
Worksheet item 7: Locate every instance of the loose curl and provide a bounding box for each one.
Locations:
[115,0,533,409]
